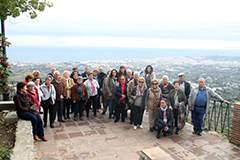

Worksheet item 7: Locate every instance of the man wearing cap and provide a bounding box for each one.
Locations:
[188,78,228,136]
[70,67,80,79]
[178,73,191,101]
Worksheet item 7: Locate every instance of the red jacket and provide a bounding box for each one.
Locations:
[27,89,40,109]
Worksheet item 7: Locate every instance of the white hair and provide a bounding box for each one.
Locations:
[199,78,206,82]
[54,71,60,75]
[127,69,132,72]
[134,72,140,76]
[162,75,169,80]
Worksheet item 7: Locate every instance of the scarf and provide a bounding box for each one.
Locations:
[77,82,83,97]
[160,105,168,123]
[112,77,118,85]
[136,85,145,96]
[162,82,169,90]
[90,80,96,92]
[120,82,126,101]
[134,79,138,86]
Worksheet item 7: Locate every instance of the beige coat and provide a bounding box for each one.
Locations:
[60,77,74,99]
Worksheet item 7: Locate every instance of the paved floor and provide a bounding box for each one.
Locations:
[34,111,240,160]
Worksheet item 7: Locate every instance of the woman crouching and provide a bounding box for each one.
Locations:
[155,98,174,139]
[14,82,47,141]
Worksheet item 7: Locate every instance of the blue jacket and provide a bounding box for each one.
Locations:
[114,83,128,104]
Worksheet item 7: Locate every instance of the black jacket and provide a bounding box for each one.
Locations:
[155,107,174,128]
[114,83,128,104]
[184,81,191,99]
[159,83,174,98]
[81,72,88,82]
[98,72,107,89]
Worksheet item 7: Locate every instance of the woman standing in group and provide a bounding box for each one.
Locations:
[145,79,162,132]
[72,72,79,84]
[130,77,148,130]
[40,76,56,128]
[27,81,40,111]
[105,69,118,119]
[14,82,47,141]
[118,66,127,78]
[33,77,43,113]
[93,69,101,112]
[84,73,99,117]
[114,75,128,123]
[61,71,74,120]
[155,99,174,139]
[72,76,88,121]
[24,74,34,84]
[167,81,187,135]
[143,65,156,88]
[32,70,43,85]
[102,70,111,115]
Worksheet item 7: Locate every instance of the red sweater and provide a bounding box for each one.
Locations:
[27,89,40,109]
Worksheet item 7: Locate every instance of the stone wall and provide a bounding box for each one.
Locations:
[11,119,34,160]
[231,103,240,145]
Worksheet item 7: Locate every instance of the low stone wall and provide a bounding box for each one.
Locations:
[231,103,240,145]
[11,119,34,160]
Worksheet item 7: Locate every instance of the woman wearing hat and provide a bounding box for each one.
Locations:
[72,76,88,121]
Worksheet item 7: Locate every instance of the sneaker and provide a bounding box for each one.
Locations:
[156,133,160,139]
[74,116,77,121]
[139,125,143,129]
[50,124,54,128]
[80,117,83,121]
[133,126,137,130]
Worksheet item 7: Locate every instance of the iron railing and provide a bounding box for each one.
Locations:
[186,98,234,138]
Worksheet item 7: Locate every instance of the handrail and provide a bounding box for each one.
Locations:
[186,98,234,137]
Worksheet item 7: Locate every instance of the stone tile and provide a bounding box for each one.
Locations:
[52,128,67,135]
[174,150,197,160]
[101,156,121,160]
[226,147,240,157]
[39,141,56,151]
[40,149,59,158]
[77,121,91,126]
[115,131,129,139]
[92,124,107,130]
[169,153,181,160]
[62,153,80,160]
[109,127,125,133]
[75,143,95,152]
[119,152,139,160]
[169,135,187,143]
[156,137,174,147]
[96,148,118,158]
[103,134,118,141]
[213,151,237,160]
[193,138,209,147]
[212,141,235,150]
[123,137,139,145]
[64,122,77,127]
[92,141,111,151]
[96,129,107,135]
[155,155,175,160]
[135,134,155,142]
[113,145,133,155]
[80,126,94,132]
[58,145,76,156]
[72,137,89,145]
[106,139,126,147]
[141,140,160,149]
[68,131,84,138]
[201,144,221,154]
[190,147,209,157]
[78,150,98,159]
[128,142,146,152]
[201,134,222,143]
[203,154,221,160]
[55,139,73,148]
[83,130,98,136]
[167,143,185,153]
[87,135,104,143]
[178,140,196,150]
[122,125,132,131]
[53,133,69,140]
[42,157,62,160]
[64,127,81,132]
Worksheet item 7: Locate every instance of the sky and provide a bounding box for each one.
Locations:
[4,0,240,62]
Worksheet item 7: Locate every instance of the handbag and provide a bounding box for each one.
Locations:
[81,95,87,101]
[42,97,53,108]
[29,104,39,116]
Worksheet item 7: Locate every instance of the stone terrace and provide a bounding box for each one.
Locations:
[34,112,240,160]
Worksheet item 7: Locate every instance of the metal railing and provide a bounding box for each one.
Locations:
[186,98,234,138]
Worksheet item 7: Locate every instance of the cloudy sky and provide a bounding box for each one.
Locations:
[5,0,240,62]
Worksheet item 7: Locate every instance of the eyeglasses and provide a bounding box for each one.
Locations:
[152,83,158,85]
[139,81,144,83]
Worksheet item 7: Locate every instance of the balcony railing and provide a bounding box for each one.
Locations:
[186,99,234,138]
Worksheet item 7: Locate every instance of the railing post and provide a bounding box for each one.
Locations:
[230,103,240,145]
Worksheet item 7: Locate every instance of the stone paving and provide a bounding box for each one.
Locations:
[34,111,240,160]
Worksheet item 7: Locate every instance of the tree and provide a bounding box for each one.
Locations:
[0,0,53,20]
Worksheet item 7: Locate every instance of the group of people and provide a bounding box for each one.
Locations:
[13,65,228,141]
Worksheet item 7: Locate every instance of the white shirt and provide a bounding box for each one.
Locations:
[179,81,185,93]
[84,79,99,97]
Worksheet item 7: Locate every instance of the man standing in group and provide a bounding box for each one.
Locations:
[126,69,133,83]
[178,73,191,100]
[82,66,90,82]
[70,67,80,79]
[48,68,56,78]
[98,67,107,109]
[52,71,66,123]
[188,78,228,136]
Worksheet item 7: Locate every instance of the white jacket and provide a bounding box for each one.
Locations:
[40,83,56,105]
[84,79,99,97]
